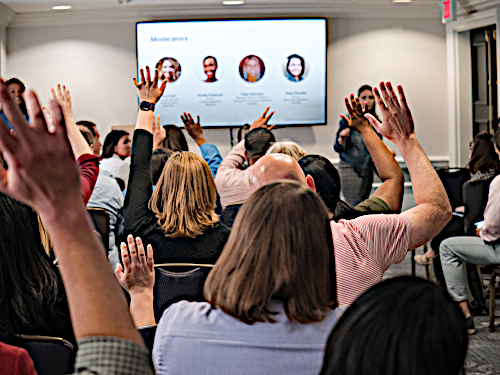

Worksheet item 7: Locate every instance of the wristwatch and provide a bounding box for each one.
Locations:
[140,101,155,112]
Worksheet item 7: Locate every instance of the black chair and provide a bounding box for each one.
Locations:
[17,335,75,375]
[87,207,110,252]
[138,324,157,352]
[221,204,243,228]
[153,263,214,322]
[436,168,470,209]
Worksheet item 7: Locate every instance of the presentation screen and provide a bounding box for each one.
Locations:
[136,19,327,127]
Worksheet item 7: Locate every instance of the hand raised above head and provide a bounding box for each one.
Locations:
[365,82,414,145]
[152,114,166,149]
[0,79,80,218]
[115,235,155,296]
[249,106,275,131]
[134,66,166,104]
[51,84,73,121]
[181,112,206,146]
[341,94,371,133]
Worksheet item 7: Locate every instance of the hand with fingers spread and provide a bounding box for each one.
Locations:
[0,80,80,217]
[115,235,155,296]
[51,84,73,121]
[152,114,166,150]
[341,94,372,134]
[181,112,206,146]
[134,66,166,104]
[249,106,275,131]
[366,82,414,145]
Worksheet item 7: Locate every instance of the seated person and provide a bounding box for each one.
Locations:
[249,83,451,305]
[440,129,500,334]
[214,106,275,208]
[320,276,467,375]
[117,182,345,374]
[266,140,308,161]
[0,79,152,374]
[100,130,131,190]
[124,67,229,265]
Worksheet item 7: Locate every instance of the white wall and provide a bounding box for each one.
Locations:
[5,15,447,161]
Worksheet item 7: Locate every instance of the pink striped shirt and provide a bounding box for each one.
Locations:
[332,214,410,306]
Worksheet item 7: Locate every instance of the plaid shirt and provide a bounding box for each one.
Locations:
[73,336,153,375]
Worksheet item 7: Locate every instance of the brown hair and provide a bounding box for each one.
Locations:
[149,151,219,238]
[468,131,500,174]
[204,182,336,324]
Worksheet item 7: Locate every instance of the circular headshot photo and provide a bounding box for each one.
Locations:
[156,57,181,83]
[239,55,265,83]
[284,54,307,82]
[202,56,219,83]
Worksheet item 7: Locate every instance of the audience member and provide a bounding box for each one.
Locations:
[215,106,275,207]
[237,123,250,142]
[100,129,131,190]
[0,193,73,342]
[124,67,229,264]
[250,82,451,305]
[0,78,28,130]
[0,78,153,374]
[118,182,345,374]
[416,131,500,266]
[266,140,307,161]
[334,84,381,206]
[157,124,189,152]
[77,120,102,156]
[181,112,223,178]
[320,276,467,375]
[440,128,500,334]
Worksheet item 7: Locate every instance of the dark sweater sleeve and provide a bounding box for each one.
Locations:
[78,154,100,205]
[334,117,349,154]
[124,129,154,234]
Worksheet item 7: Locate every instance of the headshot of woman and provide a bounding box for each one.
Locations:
[286,54,305,82]
[156,57,181,83]
[240,55,265,82]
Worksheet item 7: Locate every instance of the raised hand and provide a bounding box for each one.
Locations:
[341,94,371,133]
[0,80,80,219]
[134,66,166,104]
[366,82,414,145]
[181,112,206,146]
[115,235,155,296]
[249,106,275,131]
[51,84,73,122]
[152,114,166,150]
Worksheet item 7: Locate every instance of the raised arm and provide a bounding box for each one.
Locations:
[0,80,146,344]
[134,66,166,135]
[366,82,451,250]
[181,112,222,178]
[343,95,403,212]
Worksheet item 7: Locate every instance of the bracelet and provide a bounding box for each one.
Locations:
[139,101,155,112]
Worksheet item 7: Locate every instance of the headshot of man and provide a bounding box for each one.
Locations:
[203,56,218,83]
[156,57,181,83]
[240,55,265,83]
[286,54,306,82]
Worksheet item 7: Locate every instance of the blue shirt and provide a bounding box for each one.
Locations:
[153,300,346,375]
[200,143,222,178]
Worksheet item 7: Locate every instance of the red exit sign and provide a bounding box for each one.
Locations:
[442,0,456,23]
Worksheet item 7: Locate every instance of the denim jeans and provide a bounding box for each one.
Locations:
[440,236,500,302]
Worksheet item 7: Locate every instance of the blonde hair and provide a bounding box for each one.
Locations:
[266,141,307,161]
[149,151,219,238]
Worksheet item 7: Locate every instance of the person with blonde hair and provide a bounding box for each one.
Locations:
[124,66,229,264]
[118,182,345,374]
[266,140,307,161]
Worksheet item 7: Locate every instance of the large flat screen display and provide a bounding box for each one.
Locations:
[136,19,326,127]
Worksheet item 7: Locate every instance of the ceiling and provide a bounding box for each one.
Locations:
[0,0,437,14]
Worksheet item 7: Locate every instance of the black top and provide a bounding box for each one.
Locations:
[124,129,230,264]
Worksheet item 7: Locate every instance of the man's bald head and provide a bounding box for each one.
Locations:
[249,153,315,192]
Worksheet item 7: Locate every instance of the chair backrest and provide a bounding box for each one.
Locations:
[221,204,243,228]
[87,207,110,251]
[463,177,495,235]
[153,263,214,322]
[436,168,470,209]
[17,335,75,375]
[137,324,157,352]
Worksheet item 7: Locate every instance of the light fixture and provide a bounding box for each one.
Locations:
[51,5,72,10]
[392,0,411,2]
[222,1,245,5]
